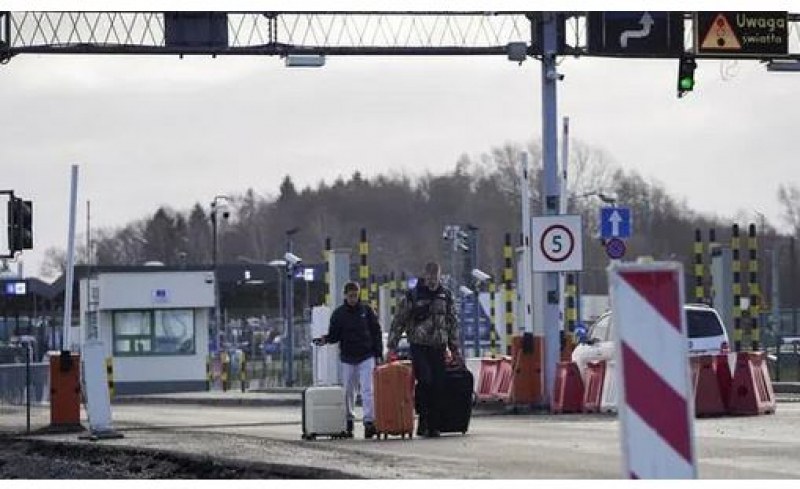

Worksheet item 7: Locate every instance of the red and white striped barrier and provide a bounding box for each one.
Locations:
[610,262,697,479]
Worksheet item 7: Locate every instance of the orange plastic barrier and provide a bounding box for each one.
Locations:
[508,334,543,406]
[560,332,576,363]
[715,354,733,411]
[492,357,514,402]
[551,362,585,414]
[476,358,500,402]
[582,360,606,413]
[690,355,727,417]
[49,352,82,428]
[728,352,776,416]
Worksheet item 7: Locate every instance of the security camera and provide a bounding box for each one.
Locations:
[471,269,492,282]
[284,252,302,265]
[546,70,565,81]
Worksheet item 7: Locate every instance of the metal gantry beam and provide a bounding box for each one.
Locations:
[2,12,799,63]
[0,12,535,60]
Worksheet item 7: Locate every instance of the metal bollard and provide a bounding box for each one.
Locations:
[240,352,247,392]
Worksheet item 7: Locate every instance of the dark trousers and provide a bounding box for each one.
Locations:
[410,343,446,431]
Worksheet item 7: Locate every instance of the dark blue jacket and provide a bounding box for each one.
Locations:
[327,301,383,365]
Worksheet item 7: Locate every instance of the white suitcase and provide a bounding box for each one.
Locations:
[301,385,349,440]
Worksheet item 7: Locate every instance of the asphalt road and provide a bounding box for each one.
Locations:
[13,401,800,479]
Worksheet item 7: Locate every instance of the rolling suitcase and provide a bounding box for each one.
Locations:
[437,365,474,434]
[373,361,415,440]
[301,385,349,440]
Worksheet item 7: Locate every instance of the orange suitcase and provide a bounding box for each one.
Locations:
[373,361,415,440]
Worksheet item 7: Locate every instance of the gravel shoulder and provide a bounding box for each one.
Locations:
[0,436,360,479]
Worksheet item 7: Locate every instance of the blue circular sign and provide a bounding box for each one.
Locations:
[606,238,627,260]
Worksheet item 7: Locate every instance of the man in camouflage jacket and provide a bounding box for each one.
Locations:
[387,262,461,437]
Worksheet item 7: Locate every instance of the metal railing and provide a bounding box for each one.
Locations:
[0,347,50,434]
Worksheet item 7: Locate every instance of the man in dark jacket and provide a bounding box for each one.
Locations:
[387,262,461,438]
[317,281,383,438]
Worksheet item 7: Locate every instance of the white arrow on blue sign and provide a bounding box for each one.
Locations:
[600,207,632,239]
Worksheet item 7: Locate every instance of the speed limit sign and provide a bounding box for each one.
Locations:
[531,215,584,272]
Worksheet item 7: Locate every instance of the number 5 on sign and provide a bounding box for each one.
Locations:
[532,215,584,272]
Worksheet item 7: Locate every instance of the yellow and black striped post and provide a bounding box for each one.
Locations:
[370,273,379,311]
[206,354,212,391]
[708,228,717,304]
[748,223,760,351]
[324,237,331,307]
[489,279,497,358]
[503,232,514,356]
[389,271,397,321]
[732,224,742,352]
[221,350,230,392]
[105,357,115,399]
[694,229,705,303]
[240,351,247,393]
[565,272,577,338]
[359,228,369,303]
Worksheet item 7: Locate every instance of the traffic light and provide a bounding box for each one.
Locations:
[6,197,33,253]
[6,198,17,252]
[19,200,33,249]
[677,55,697,98]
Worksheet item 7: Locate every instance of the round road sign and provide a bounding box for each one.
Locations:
[606,237,627,260]
[539,224,575,263]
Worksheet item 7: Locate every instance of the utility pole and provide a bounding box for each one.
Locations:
[540,12,562,407]
[284,227,299,387]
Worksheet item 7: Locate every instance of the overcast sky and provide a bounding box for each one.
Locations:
[2,7,799,278]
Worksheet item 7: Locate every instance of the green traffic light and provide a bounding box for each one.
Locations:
[679,77,694,91]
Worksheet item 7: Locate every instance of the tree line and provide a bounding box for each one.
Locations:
[39,139,800,304]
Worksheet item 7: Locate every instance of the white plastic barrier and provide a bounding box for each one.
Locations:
[600,359,618,413]
[311,306,341,386]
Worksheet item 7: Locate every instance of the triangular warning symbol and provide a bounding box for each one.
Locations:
[701,13,742,50]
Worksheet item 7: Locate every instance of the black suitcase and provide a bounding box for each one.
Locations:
[437,365,475,434]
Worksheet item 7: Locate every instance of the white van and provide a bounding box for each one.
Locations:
[572,303,730,376]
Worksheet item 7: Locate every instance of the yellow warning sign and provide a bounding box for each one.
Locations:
[700,13,742,50]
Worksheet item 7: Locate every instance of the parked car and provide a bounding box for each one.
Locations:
[572,303,730,376]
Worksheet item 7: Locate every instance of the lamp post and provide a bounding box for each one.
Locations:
[267,259,287,321]
[471,268,492,359]
[210,195,230,353]
[571,190,618,326]
[457,285,473,356]
[284,227,300,387]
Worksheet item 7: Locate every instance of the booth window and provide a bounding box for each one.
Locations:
[113,309,195,356]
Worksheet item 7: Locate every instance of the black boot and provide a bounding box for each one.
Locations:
[416,416,428,437]
[364,421,376,439]
[346,419,354,438]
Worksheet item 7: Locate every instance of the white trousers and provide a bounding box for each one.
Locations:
[342,357,375,424]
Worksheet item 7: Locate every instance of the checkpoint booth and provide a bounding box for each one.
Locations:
[78,266,215,395]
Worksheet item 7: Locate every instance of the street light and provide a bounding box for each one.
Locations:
[267,259,287,322]
[284,228,300,387]
[210,195,230,354]
[576,190,618,207]
[569,190,618,326]
[471,268,493,358]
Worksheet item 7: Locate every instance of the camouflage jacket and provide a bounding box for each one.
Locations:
[387,285,460,354]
